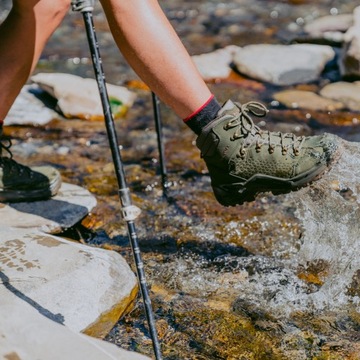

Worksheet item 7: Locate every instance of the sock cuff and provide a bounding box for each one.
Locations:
[183,95,221,135]
[183,94,215,122]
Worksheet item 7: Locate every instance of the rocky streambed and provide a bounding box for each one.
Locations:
[2,0,360,359]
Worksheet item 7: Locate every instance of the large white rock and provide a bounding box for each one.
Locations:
[233,44,335,85]
[31,73,137,120]
[0,183,97,234]
[0,289,150,360]
[0,227,138,336]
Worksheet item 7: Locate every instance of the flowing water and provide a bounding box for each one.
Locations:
[2,0,360,359]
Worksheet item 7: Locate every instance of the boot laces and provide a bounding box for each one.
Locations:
[0,139,34,177]
[224,101,305,158]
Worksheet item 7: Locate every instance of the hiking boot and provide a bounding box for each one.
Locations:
[196,100,339,206]
[0,137,62,202]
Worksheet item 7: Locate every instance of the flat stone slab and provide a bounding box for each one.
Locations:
[0,227,138,336]
[0,289,150,360]
[0,182,97,234]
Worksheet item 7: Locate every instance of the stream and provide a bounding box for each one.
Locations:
[2,0,360,359]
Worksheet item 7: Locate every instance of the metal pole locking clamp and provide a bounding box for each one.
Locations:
[71,0,95,12]
[121,205,141,221]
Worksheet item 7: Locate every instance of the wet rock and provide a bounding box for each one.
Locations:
[0,226,138,336]
[340,6,360,78]
[0,183,97,234]
[4,85,60,126]
[191,45,238,81]
[273,89,345,111]
[31,73,136,120]
[233,44,335,85]
[319,81,360,111]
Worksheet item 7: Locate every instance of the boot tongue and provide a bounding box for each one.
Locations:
[218,100,236,117]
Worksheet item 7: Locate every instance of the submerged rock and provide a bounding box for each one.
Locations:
[31,73,136,121]
[232,44,335,85]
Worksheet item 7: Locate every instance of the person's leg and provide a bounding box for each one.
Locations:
[0,0,71,120]
[0,0,69,202]
[99,0,339,206]
[101,0,339,206]
[100,0,213,120]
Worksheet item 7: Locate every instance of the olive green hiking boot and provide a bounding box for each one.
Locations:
[196,100,339,206]
[0,138,62,202]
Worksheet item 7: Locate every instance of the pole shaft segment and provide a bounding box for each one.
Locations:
[152,92,167,192]
[77,7,163,359]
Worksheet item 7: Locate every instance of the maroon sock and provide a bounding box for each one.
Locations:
[183,95,221,135]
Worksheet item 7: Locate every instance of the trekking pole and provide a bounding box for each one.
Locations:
[71,1,163,359]
[151,92,168,194]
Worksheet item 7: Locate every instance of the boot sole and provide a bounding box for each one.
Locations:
[0,188,54,203]
[212,163,328,207]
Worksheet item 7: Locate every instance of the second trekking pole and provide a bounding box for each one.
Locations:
[71,1,163,359]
